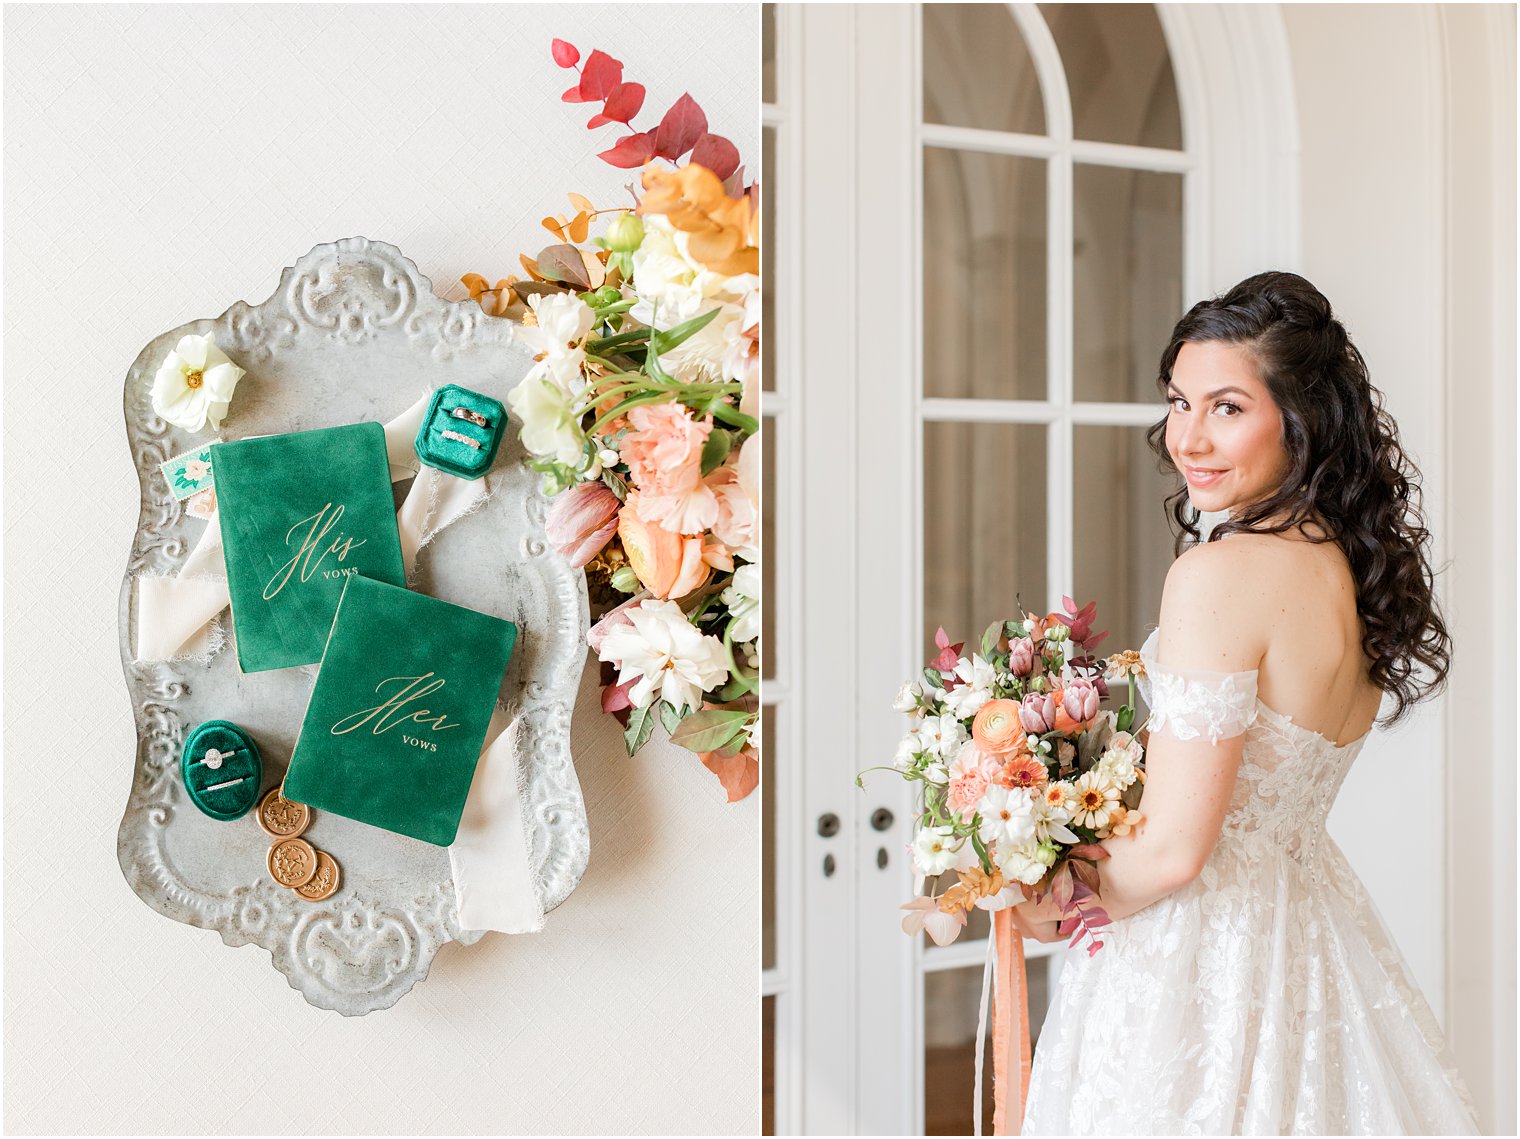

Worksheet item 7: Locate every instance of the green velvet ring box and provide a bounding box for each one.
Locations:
[413,384,507,480]
[181,720,263,821]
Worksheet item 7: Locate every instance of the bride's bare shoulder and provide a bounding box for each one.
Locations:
[1156,537,1284,671]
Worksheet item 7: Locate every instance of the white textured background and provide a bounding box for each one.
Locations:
[3,5,759,1134]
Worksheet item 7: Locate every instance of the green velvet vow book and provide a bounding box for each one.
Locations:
[214,422,405,673]
[282,575,519,847]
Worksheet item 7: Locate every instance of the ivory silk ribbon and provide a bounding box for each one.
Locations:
[974,908,1032,1136]
[132,392,544,935]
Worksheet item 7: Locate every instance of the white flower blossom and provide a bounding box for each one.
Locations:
[596,598,729,713]
[912,825,960,876]
[507,377,587,467]
[994,840,1048,886]
[151,332,245,432]
[515,292,595,397]
[720,562,760,645]
[976,785,1037,848]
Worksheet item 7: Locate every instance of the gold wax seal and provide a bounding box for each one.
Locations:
[292,850,342,902]
[256,787,310,839]
[266,837,318,888]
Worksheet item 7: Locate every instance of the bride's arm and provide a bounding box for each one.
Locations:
[1012,731,1245,937]
[1011,542,1265,939]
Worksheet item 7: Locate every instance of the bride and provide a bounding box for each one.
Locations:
[1010,272,1480,1135]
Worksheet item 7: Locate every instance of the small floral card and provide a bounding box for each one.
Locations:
[160,445,216,501]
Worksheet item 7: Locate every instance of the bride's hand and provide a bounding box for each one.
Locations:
[1007,885,1066,944]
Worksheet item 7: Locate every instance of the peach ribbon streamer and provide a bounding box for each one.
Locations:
[975,909,1033,1136]
[992,908,1033,1135]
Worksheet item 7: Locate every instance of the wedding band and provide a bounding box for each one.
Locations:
[440,429,482,449]
[450,407,491,428]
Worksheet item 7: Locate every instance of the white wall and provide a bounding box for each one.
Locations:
[1,5,759,1134]
[1282,5,1515,1134]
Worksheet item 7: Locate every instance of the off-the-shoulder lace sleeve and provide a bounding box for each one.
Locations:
[1137,629,1259,746]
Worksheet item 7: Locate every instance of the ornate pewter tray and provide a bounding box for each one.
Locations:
[117,237,590,1015]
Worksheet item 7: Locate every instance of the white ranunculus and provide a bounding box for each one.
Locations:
[596,598,730,713]
[661,300,745,384]
[720,562,760,645]
[893,732,923,771]
[893,682,922,713]
[629,215,718,329]
[507,377,587,467]
[976,785,1038,848]
[515,292,595,397]
[151,332,245,432]
[912,825,961,876]
[995,840,1049,886]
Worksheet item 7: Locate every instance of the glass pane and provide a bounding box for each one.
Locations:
[762,414,777,678]
[924,3,1045,135]
[1072,425,1175,659]
[923,423,1047,658]
[923,151,1047,400]
[762,703,777,969]
[1072,164,1183,402]
[1038,4,1182,150]
[762,125,776,393]
[762,3,777,105]
[763,994,777,1135]
[924,962,1053,1135]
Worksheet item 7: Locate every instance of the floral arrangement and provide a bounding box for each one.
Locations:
[865,599,1149,955]
[462,40,760,801]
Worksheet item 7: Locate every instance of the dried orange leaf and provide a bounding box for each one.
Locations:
[461,273,490,300]
[579,248,606,289]
[568,191,594,214]
[519,254,547,282]
[568,210,590,244]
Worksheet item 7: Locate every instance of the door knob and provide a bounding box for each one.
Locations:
[823,853,837,877]
[817,812,840,838]
[870,807,894,832]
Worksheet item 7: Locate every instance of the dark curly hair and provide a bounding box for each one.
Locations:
[1143,270,1450,726]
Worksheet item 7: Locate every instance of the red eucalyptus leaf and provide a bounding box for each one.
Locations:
[1051,861,1074,910]
[588,81,646,129]
[1066,843,1110,862]
[1087,939,1104,957]
[1084,906,1112,928]
[597,131,656,169]
[1069,860,1101,894]
[551,39,580,68]
[690,133,741,180]
[653,92,708,159]
[580,48,624,100]
[722,164,748,198]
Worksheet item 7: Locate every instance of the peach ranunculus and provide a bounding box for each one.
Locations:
[947,741,998,822]
[544,480,621,568]
[618,492,710,599]
[619,401,719,534]
[972,699,1028,757]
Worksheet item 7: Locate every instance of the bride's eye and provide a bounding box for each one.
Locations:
[1166,395,1188,411]
[1214,402,1242,416]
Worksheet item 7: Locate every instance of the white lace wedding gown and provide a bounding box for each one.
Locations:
[1020,628,1480,1135]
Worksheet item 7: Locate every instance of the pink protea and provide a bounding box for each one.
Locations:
[1020,692,1056,734]
[545,480,621,568]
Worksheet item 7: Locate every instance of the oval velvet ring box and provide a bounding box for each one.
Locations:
[180,720,263,821]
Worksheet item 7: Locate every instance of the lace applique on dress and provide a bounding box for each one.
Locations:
[1136,627,1258,746]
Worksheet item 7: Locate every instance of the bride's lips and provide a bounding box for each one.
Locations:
[1183,465,1228,488]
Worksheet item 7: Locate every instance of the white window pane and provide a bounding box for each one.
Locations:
[924,3,1045,136]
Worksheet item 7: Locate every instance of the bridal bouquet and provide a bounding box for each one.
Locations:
[869,599,1149,955]
[463,40,760,801]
